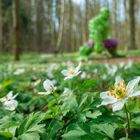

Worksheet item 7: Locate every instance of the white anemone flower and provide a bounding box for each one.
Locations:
[93,68,98,74]
[119,60,133,70]
[119,62,125,68]
[105,64,117,76]
[0,91,18,111]
[102,74,107,80]
[61,62,82,80]
[38,79,56,95]
[81,72,87,79]
[14,68,25,75]
[124,60,133,70]
[46,63,58,79]
[100,76,140,112]
[62,88,73,96]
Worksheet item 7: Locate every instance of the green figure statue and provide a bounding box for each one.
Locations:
[88,7,110,53]
[79,7,119,60]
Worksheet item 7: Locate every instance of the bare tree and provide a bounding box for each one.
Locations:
[0,0,2,51]
[55,0,65,53]
[13,0,21,60]
[0,0,139,53]
[112,0,118,38]
[129,0,136,49]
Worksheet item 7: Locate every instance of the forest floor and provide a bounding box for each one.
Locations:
[0,49,140,65]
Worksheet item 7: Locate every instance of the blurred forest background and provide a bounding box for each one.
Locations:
[0,0,138,58]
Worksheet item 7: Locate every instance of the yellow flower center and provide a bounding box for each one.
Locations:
[69,69,75,75]
[108,80,127,99]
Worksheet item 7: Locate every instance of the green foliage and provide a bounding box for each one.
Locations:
[79,44,93,58]
[0,55,140,139]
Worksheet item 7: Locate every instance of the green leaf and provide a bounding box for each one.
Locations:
[2,80,13,89]
[46,119,63,139]
[0,131,13,138]
[62,127,87,138]
[78,94,88,108]
[86,110,102,119]
[132,116,140,124]
[91,123,116,140]
[61,94,78,112]
[79,80,97,92]
[19,132,40,140]
[119,137,130,140]
[16,112,46,137]
[27,124,45,133]
[63,123,105,140]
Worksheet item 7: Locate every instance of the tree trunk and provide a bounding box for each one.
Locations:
[13,0,20,60]
[36,0,44,52]
[0,0,2,51]
[55,0,65,53]
[50,0,56,51]
[68,0,73,51]
[81,3,86,44]
[112,0,118,38]
[129,0,136,49]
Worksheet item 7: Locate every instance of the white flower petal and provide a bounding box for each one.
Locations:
[12,94,18,100]
[67,61,73,68]
[101,97,117,106]
[81,72,86,79]
[128,90,140,97]
[4,100,18,111]
[115,76,123,85]
[47,72,54,79]
[112,100,125,112]
[61,70,69,76]
[64,75,74,80]
[38,92,51,95]
[126,77,140,94]
[0,97,6,103]
[75,62,81,73]
[75,71,81,76]
[7,91,13,99]
[43,79,54,92]
[100,91,109,99]
[62,88,73,96]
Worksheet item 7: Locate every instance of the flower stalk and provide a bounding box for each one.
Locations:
[124,104,130,138]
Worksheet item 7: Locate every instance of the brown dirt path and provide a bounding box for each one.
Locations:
[93,56,140,64]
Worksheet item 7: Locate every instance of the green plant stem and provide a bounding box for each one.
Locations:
[68,80,73,90]
[53,92,59,103]
[124,104,130,138]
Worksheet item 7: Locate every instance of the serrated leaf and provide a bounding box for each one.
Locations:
[27,124,45,133]
[86,110,102,119]
[46,119,63,139]
[62,127,86,138]
[61,94,78,111]
[16,112,45,137]
[92,123,116,139]
[19,132,40,140]
[132,116,140,124]
[78,94,88,108]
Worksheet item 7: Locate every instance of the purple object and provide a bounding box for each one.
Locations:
[103,39,118,48]
[86,39,94,48]
[86,39,118,48]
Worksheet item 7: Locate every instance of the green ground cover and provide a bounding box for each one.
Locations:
[0,52,140,139]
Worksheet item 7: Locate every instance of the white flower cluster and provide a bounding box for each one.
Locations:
[38,62,82,95]
[0,91,18,111]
